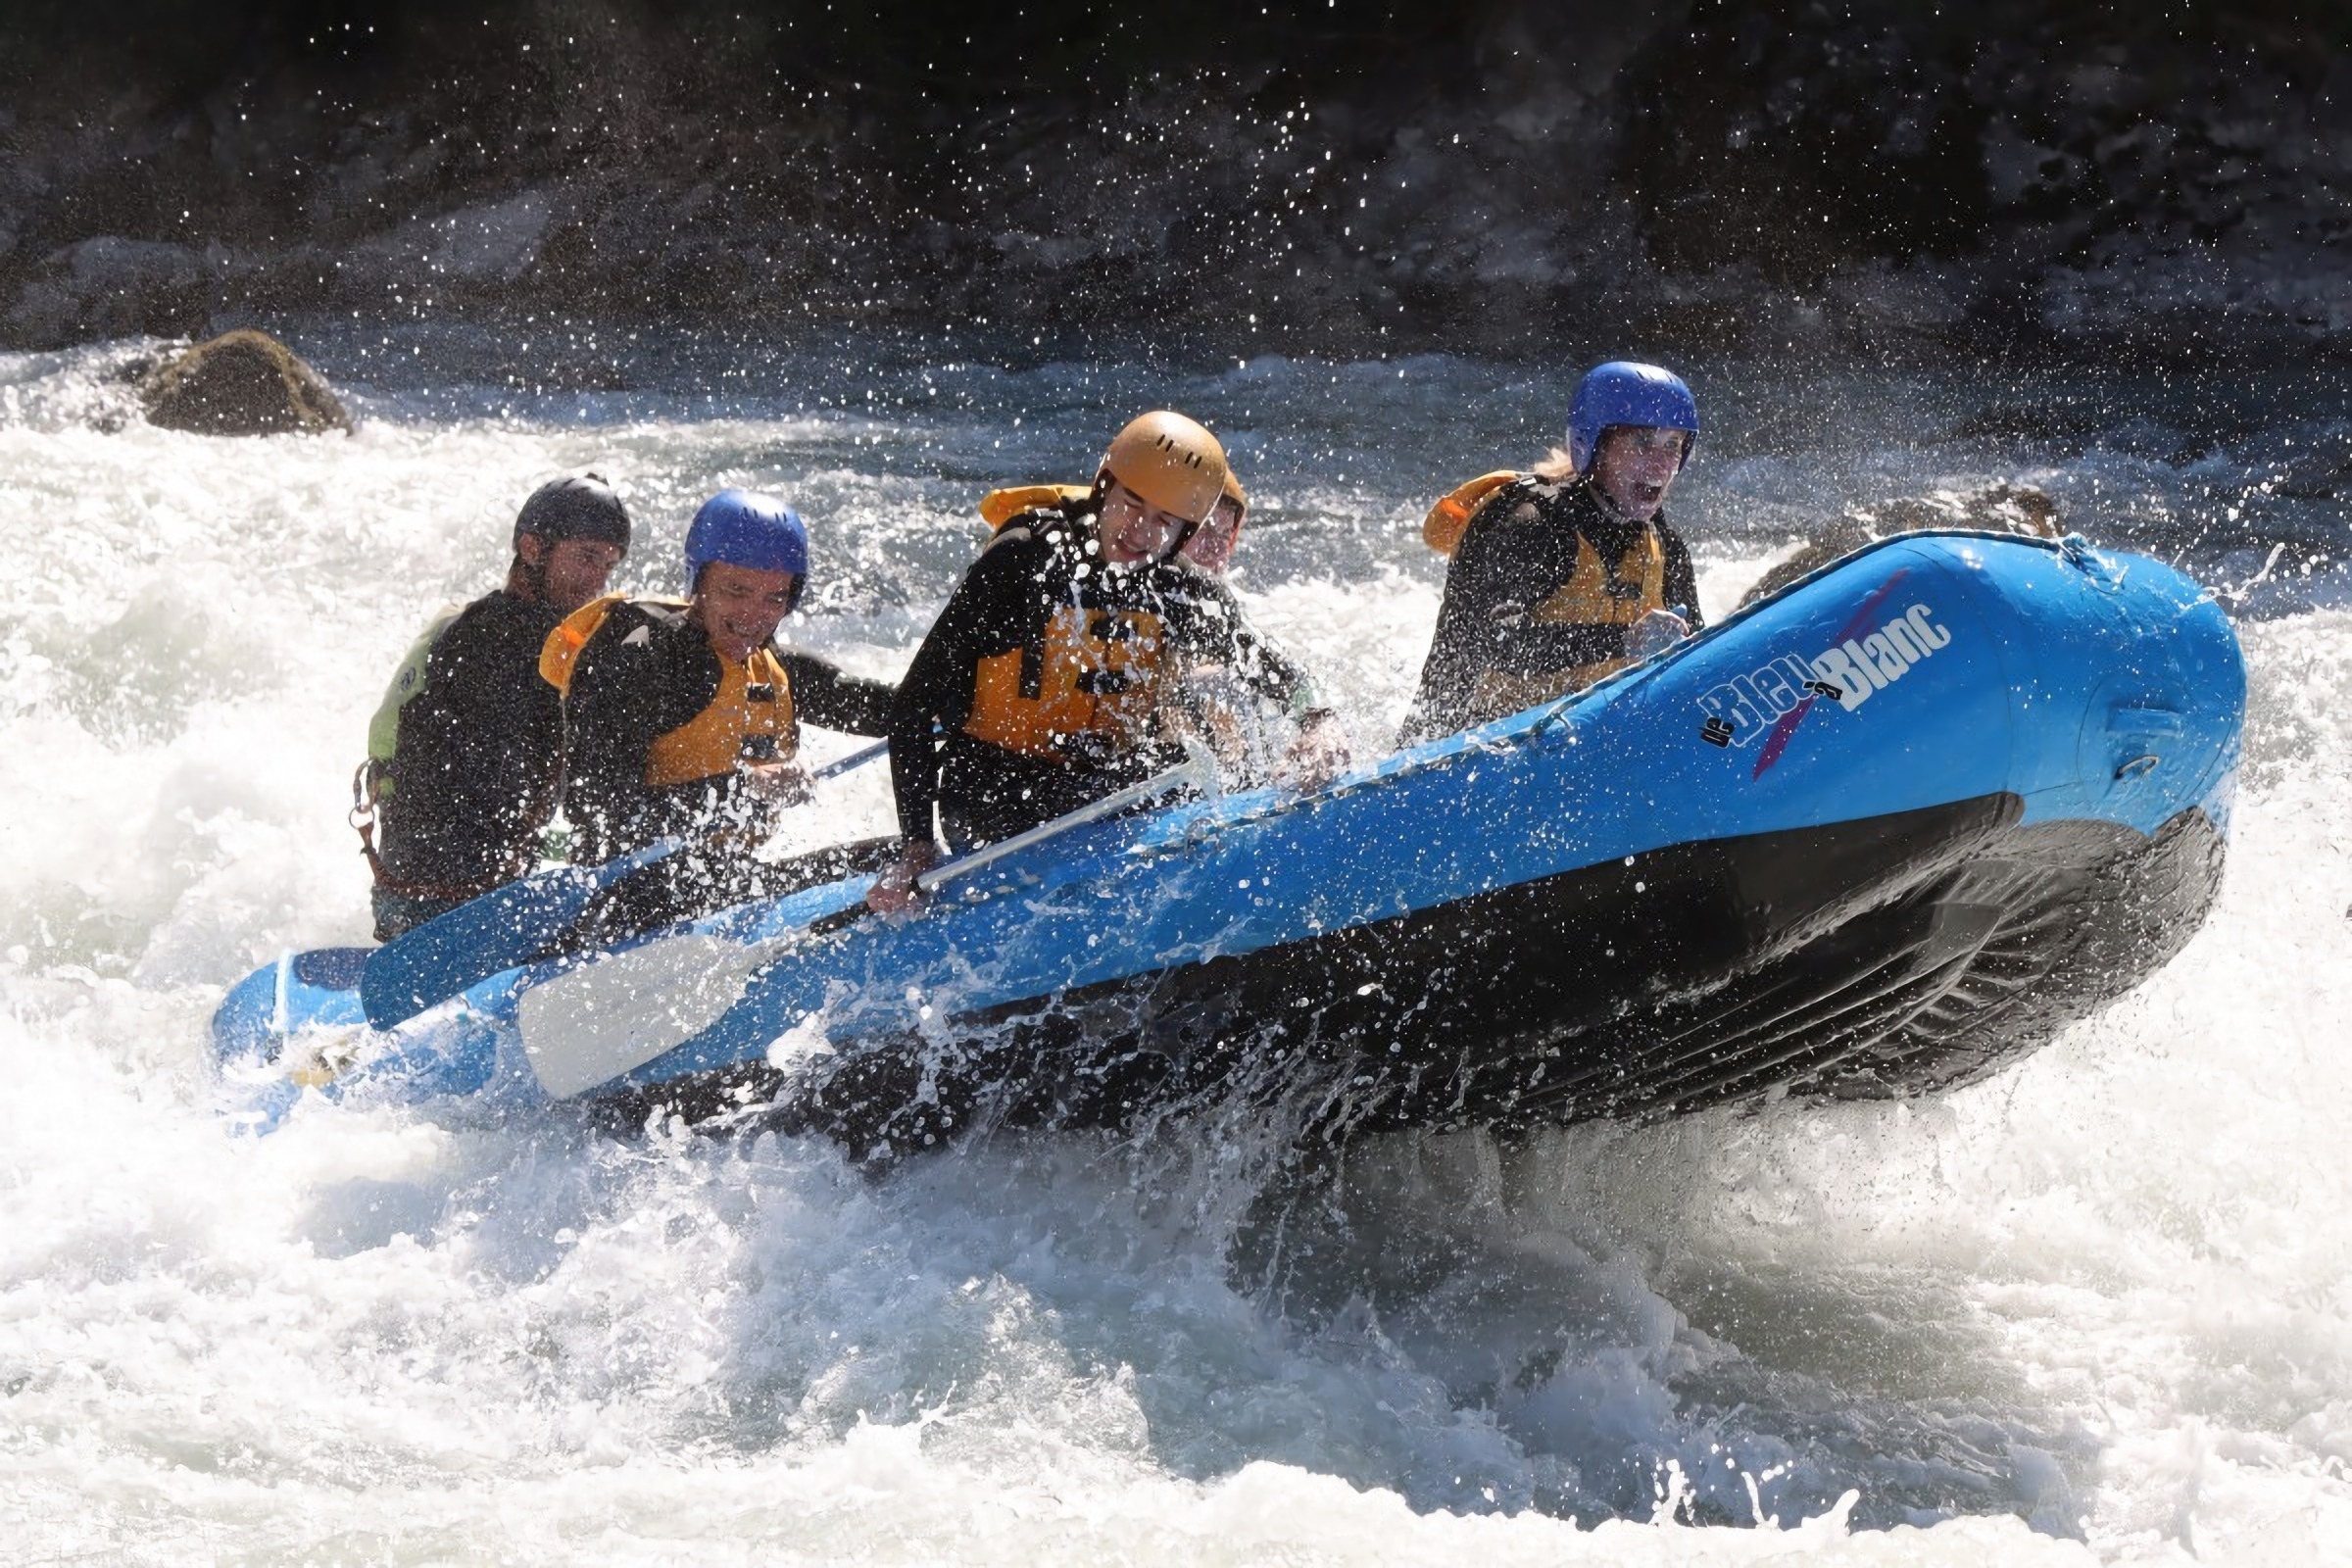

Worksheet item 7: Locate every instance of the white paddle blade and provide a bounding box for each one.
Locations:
[516,934,771,1099]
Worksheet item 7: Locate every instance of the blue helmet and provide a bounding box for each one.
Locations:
[684,489,808,593]
[1567,362,1698,474]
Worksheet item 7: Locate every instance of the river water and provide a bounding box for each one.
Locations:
[2,322,2348,1563]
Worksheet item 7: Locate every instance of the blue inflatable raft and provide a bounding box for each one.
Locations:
[213,531,2244,1152]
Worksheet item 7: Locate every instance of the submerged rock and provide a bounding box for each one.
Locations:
[137,329,351,436]
[1740,482,2063,610]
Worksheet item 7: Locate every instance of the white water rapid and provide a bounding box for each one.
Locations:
[3,324,2348,1563]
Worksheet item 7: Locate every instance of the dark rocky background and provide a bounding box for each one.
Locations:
[3,0,2345,366]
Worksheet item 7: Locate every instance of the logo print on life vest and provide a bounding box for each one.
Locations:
[1696,593,1954,775]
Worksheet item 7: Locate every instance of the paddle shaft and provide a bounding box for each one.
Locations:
[516,755,1214,1099]
[915,759,1209,894]
[810,738,888,781]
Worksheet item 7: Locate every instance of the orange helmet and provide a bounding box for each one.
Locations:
[1098,411,1228,526]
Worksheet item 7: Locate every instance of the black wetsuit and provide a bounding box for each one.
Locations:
[1405,474,1700,744]
[372,589,566,908]
[889,508,1317,850]
[564,599,896,864]
[556,600,899,942]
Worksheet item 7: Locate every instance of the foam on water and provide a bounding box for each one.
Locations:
[3,329,2349,1563]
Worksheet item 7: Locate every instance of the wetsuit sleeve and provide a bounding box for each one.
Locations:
[1661,522,1704,632]
[563,617,712,861]
[1174,574,1323,716]
[774,649,895,737]
[886,547,1034,846]
[1405,495,1534,741]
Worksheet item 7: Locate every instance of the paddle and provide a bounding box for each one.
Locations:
[913,750,1214,893]
[362,739,891,1029]
[361,836,685,1028]
[808,737,890,782]
[514,751,1216,1101]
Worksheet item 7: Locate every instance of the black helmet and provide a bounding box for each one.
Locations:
[514,474,631,554]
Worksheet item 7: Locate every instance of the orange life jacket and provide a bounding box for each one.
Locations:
[540,595,799,787]
[978,483,1093,532]
[962,604,1167,763]
[1422,470,1527,557]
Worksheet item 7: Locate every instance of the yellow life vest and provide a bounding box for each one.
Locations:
[1421,470,1526,557]
[1466,527,1670,719]
[963,604,1166,762]
[541,595,799,788]
[978,483,1092,532]
[645,649,796,787]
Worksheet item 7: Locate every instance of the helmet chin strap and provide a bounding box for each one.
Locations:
[509,540,550,602]
[1097,466,1204,565]
[1590,480,1637,522]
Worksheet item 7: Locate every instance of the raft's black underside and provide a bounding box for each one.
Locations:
[619,797,2226,1157]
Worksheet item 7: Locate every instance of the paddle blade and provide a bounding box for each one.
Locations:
[360,837,688,1030]
[515,934,777,1099]
[360,866,609,1028]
